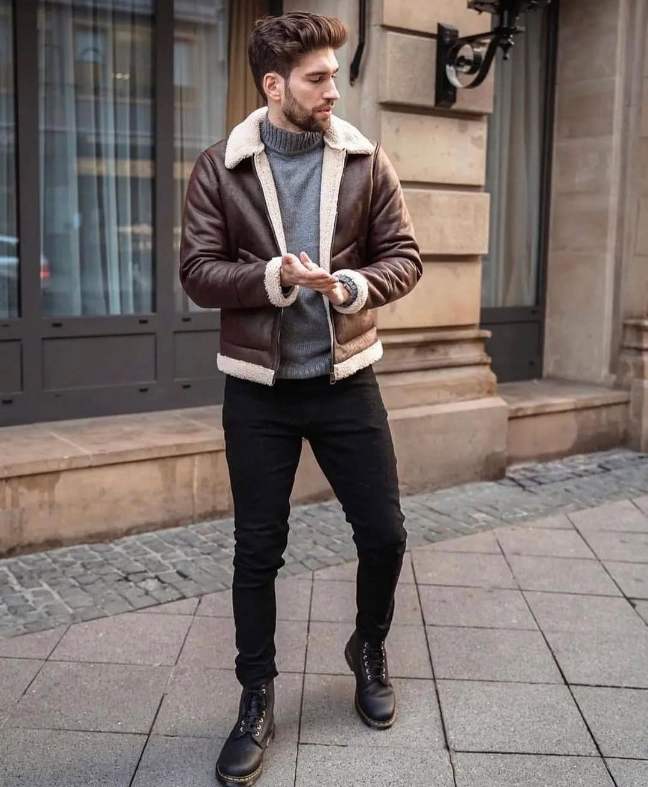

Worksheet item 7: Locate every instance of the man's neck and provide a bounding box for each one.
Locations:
[266,106,307,134]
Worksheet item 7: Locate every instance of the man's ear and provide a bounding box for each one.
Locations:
[263,72,283,103]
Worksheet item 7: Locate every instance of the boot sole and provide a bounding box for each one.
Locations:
[344,641,396,730]
[215,725,275,787]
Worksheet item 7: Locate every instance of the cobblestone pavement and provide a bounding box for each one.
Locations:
[1,497,647,785]
[1,448,648,639]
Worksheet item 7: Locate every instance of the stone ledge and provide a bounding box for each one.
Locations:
[0,407,225,481]
[500,379,630,419]
[501,379,629,464]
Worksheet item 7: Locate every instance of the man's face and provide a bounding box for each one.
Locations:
[275,48,341,132]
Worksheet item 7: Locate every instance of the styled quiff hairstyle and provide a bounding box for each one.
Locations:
[248,12,347,99]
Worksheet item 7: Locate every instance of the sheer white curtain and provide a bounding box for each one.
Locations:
[39,0,154,316]
[482,9,548,308]
[174,0,229,312]
[0,0,17,318]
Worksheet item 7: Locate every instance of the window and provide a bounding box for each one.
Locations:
[174,0,229,312]
[38,0,155,316]
[482,8,549,308]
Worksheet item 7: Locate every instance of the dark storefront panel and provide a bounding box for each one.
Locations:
[0,0,237,425]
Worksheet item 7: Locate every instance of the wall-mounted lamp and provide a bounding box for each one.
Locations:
[435,0,551,108]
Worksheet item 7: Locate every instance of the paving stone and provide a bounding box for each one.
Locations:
[306,621,432,678]
[521,514,576,529]
[133,734,297,787]
[573,686,648,758]
[634,600,648,624]
[453,752,613,786]
[420,586,537,629]
[605,758,648,787]
[544,628,648,688]
[524,591,646,633]
[412,551,517,589]
[178,616,307,674]
[603,561,648,598]
[570,500,648,533]
[496,528,595,559]
[438,680,597,755]
[300,674,445,749]
[0,728,145,787]
[0,626,67,658]
[0,659,43,709]
[197,578,312,621]
[428,627,561,683]
[579,531,648,563]
[509,555,620,595]
[295,744,454,786]
[310,580,421,625]
[11,661,170,733]
[138,597,199,615]
[421,530,501,553]
[313,553,415,583]
[50,612,191,666]
[154,667,302,740]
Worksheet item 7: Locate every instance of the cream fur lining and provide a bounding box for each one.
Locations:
[253,151,287,255]
[333,340,383,381]
[217,353,275,386]
[332,268,369,314]
[265,257,299,307]
[224,106,374,170]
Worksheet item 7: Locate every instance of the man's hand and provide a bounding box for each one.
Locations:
[279,253,336,290]
[280,252,350,305]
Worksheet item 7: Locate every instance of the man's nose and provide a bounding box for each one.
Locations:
[323,81,340,101]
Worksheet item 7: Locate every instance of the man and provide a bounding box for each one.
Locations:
[180,11,422,786]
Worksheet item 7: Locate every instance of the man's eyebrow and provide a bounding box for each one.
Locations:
[304,66,340,76]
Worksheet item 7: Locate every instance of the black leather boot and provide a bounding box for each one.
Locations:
[344,630,396,728]
[215,681,275,786]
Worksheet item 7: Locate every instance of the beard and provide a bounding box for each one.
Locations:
[282,83,330,133]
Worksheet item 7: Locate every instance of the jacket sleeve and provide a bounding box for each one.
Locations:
[331,144,422,315]
[179,150,299,310]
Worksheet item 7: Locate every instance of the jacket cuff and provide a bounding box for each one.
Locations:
[332,269,368,314]
[264,257,299,307]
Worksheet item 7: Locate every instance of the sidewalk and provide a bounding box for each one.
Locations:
[1,497,647,785]
[2,448,648,639]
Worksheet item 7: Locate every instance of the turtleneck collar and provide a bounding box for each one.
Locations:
[260,117,323,156]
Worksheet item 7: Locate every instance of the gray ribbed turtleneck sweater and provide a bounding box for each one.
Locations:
[260,119,358,377]
[260,118,332,379]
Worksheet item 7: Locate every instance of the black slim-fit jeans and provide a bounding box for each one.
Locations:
[222,365,407,688]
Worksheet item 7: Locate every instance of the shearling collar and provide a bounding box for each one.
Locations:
[224,106,374,169]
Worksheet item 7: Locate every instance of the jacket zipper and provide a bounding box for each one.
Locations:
[325,150,346,384]
[252,154,283,384]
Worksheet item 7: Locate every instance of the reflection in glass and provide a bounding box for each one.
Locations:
[39,0,155,316]
[0,0,18,318]
[482,9,548,308]
[174,0,229,312]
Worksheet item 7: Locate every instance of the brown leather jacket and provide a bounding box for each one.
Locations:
[180,106,422,385]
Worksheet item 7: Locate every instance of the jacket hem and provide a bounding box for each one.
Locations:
[333,340,383,381]
[217,353,275,386]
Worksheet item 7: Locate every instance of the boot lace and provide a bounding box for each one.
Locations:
[361,640,387,682]
[238,686,267,737]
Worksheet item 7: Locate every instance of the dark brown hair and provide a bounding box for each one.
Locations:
[248,12,347,98]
